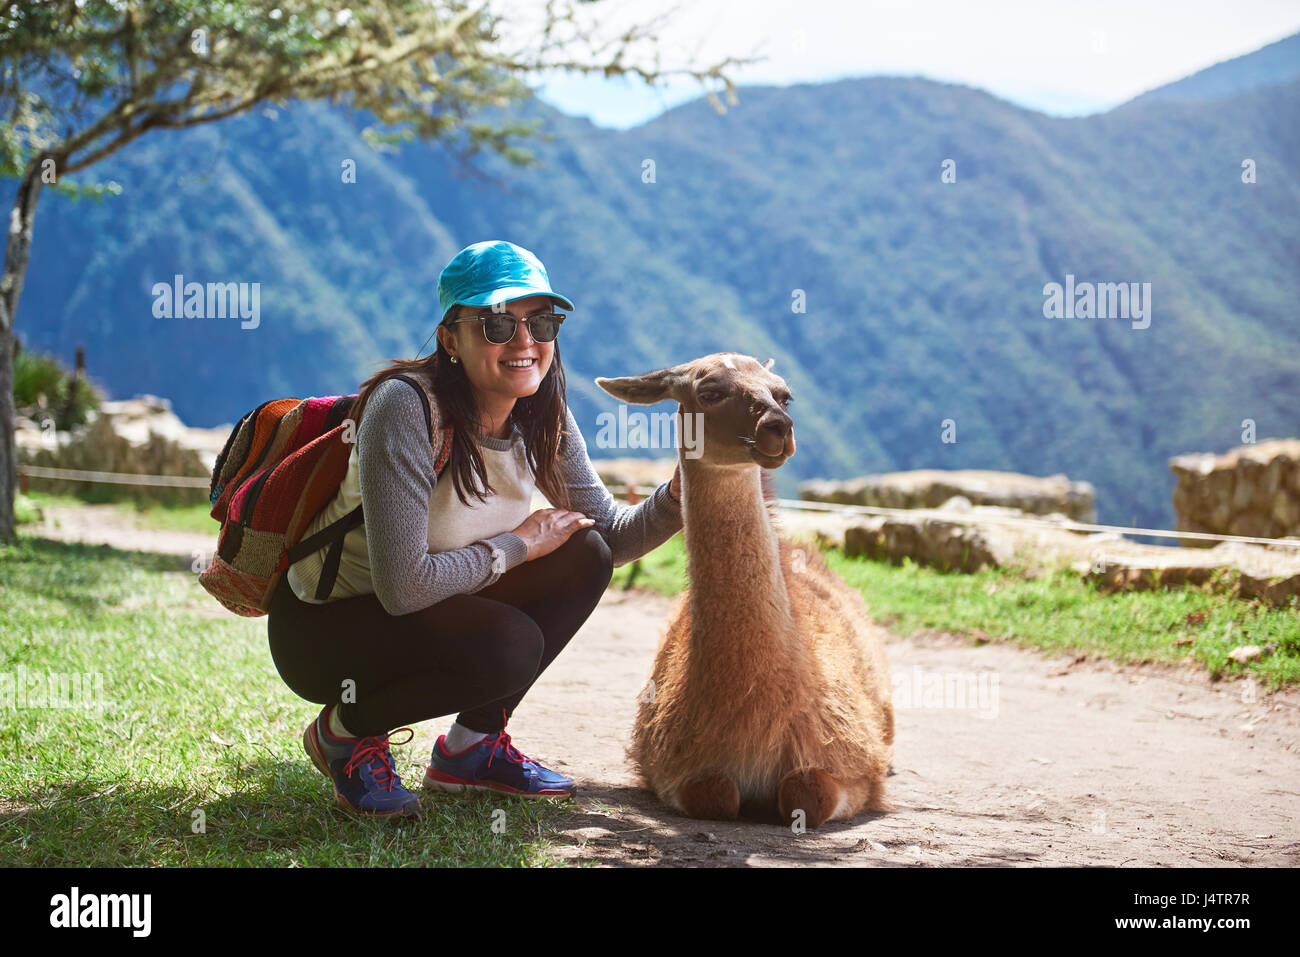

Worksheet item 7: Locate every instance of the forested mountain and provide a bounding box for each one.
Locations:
[1126,31,1300,106]
[12,34,1299,528]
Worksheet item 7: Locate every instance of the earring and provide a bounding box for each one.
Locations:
[450,355,459,363]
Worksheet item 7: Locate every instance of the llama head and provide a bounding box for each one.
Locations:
[595,352,795,469]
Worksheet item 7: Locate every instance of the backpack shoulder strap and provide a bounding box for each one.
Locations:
[392,372,453,474]
[299,373,453,601]
[392,373,433,438]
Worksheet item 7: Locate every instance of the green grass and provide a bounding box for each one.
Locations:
[0,537,577,867]
[609,531,688,597]
[826,551,1300,687]
[13,493,43,526]
[112,499,216,534]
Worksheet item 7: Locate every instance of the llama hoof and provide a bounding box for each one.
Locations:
[778,768,841,829]
[677,773,741,821]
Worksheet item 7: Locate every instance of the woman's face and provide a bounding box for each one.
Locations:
[440,295,556,404]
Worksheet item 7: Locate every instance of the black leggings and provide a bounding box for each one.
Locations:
[267,527,613,738]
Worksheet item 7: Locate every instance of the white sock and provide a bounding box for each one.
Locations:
[327,706,356,740]
[444,720,489,752]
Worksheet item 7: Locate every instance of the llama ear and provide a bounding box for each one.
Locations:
[762,357,775,370]
[595,366,688,405]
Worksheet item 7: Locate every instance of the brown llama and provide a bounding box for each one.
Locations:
[596,352,895,829]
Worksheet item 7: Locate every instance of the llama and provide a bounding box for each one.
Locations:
[596,352,895,829]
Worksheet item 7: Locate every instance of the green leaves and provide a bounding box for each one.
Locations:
[0,1,562,182]
[12,347,101,430]
[49,177,122,202]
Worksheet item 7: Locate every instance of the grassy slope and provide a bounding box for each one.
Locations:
[0,537,575,867]
[824,552,1299,687]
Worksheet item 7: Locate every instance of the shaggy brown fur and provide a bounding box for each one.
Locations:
[596,353,895,829]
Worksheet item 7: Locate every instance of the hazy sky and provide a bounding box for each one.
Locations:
[498,0,1300,127]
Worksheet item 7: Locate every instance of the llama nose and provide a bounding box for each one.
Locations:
[756,415,793,457]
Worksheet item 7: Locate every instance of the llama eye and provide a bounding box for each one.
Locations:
[698,391,722,404]
[780,396,793,408]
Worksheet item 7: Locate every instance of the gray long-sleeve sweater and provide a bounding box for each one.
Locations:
[286,376,683,616]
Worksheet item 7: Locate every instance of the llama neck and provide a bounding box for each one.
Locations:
[680,449,793,650]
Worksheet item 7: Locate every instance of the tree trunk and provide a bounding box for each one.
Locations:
[0,158,46,544]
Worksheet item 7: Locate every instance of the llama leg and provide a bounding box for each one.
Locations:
[882,700,896,775]
[842,771,894,815]
[676,773,741,821]
[777,768,843,829]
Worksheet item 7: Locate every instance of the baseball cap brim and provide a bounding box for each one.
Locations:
[443,287,575,323]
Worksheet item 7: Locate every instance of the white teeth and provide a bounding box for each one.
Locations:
[503,359,535,367]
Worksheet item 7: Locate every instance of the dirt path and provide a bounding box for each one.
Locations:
[26,503,214,565]
[500,588,1300,867]
[23,507,1300,866]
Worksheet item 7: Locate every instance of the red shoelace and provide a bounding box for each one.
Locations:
[343,727,415,792]
[481,708,536,771]
[482,729,537,770]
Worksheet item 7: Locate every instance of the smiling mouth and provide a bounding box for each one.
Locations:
[501,357,537,369]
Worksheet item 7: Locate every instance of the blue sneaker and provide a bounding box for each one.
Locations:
[424,720,575,799]
[303,704,422,818]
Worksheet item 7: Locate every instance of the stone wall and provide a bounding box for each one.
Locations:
[842,499,1017,573]
[1170,439,1300,546]
[17,395,231,472]
[800,469,1096,523]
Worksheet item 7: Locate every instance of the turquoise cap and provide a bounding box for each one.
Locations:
[437,241,575,324]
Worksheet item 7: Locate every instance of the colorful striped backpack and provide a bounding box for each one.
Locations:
[199,374,454,617]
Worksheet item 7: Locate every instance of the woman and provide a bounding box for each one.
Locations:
[267,240,684,817]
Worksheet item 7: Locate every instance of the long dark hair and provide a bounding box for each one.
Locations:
[349,305,573,511]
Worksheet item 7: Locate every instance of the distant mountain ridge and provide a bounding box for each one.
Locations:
[1126,31,1300,106]
[12,34,1299,529]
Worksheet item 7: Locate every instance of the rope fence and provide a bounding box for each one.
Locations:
[17,465,1300,550]
[19,465,210,489]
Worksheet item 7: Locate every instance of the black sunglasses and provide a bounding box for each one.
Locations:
[447,310,565,345]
